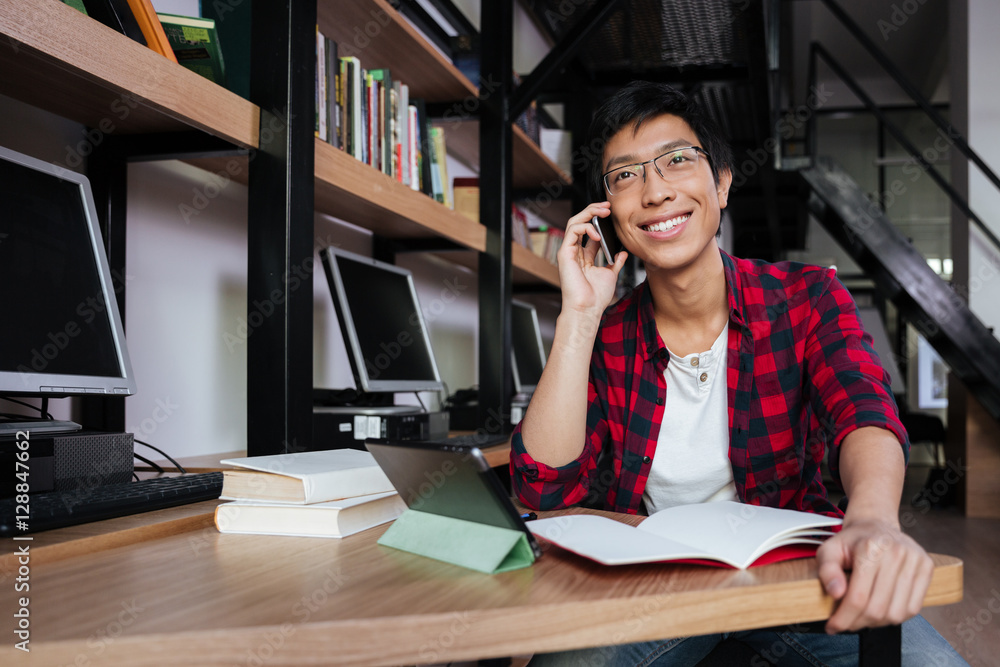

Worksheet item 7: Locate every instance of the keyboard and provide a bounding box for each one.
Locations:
[442,432,511,448]
[0,472,223,536]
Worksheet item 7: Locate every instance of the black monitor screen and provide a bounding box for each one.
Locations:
[322,249,442,392]
[511,300,545,391]
[0,159,122,381]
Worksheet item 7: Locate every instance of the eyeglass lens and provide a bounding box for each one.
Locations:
[605,147,704,195]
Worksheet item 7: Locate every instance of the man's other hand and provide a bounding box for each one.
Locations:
[816,518,934,634]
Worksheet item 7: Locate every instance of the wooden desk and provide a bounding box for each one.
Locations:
[1,504,962,667]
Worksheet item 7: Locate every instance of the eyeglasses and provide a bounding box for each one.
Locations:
[602,146,712,196]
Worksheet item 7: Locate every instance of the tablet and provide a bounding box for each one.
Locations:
[365,439,542,558]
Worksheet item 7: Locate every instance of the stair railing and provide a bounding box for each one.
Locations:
[797,0,1000,261]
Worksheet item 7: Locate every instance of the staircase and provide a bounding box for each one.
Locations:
[801,158,1000,422]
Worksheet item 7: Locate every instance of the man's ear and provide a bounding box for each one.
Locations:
[716,168,733,209]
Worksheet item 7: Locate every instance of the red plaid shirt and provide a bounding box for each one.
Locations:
[510,250,908,518]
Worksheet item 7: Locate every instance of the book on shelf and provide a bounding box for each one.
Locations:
[540,128,572,175]
[326,37,340,150]
[316,26,327,142]
[82,0,147,46]
[340,56,363,161]
[412,98,433,197]
[529,501,842,570]
[157,13,225,86]
[219,449,394,504]
[62,0,88,15]
[543,226,564,265]
[529,226,549,257]
[449,34,480,88]
[408,104,421,191]
[428,127,451,207]
[215,491,406,539]
[368,69,393,174]
[453,177,479,223]
[200,0,250,99]
[396,81,410,186]
[125,0,177,63]
[512,205,531,249]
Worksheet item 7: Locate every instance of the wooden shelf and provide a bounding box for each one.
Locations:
[318,0,477,103]
[512,243,560,286]
[315,142,559,287]
[436,120,573,189]
[318,0,570,191]
[187,143,558,287]
[315,140,486,248]
[0,0,258,148]
[434,246,559,288]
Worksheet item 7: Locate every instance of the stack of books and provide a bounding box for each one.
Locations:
[214,449,406,539]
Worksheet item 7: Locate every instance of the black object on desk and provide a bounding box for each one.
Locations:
[0,472,223,536]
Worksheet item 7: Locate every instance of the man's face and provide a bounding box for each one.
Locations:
[602,113,732,272]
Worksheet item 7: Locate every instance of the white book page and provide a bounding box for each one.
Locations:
[529,515,722,566]
[638,501,841,568]
[223,491,399,509]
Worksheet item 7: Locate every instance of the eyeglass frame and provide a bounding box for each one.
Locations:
[601,145,713,196]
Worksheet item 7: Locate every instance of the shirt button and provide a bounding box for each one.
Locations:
[656,397,664,406]
[642,456,651,464]
[658,349,667,360]
[700,372,708,382]
[691,358,699,367]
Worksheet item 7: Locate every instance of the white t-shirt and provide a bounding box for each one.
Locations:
[642,322,738,514]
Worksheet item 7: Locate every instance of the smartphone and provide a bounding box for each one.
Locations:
[591,216,621,264]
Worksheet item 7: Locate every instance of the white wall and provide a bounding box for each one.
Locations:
[967,0,1000,335]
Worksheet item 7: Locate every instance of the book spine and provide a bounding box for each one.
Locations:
[397,83,409,186]
[124,0,177,62]
[327,38,339,149]
[428,126,443,204]
[408,105,419,191]
[432,127,451,208]
[316,26,327,142]
[351,60,362,161]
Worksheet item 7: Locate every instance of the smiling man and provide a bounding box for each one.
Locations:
[511,81,967,666]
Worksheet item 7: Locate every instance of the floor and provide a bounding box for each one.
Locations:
[900,463,1000,667]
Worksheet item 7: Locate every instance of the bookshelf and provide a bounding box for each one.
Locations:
[0,0,257,148]
[318,0,476,103]
[439,120,572,189]
[0,0,563,453]
[190,142,561,287]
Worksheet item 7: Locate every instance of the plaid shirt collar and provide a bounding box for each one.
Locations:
[635,249,748,362]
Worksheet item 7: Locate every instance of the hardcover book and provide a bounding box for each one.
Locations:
[215,491,406,538]
[157,13,225,85]
[220,449,394,504]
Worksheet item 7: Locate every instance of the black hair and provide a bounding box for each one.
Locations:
[586,81,734,200]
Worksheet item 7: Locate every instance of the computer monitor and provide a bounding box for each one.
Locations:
[0,145,136,399]
[511,299,546,395]
[320,247,446,394]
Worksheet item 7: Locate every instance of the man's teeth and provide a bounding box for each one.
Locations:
[644,214,690,232]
